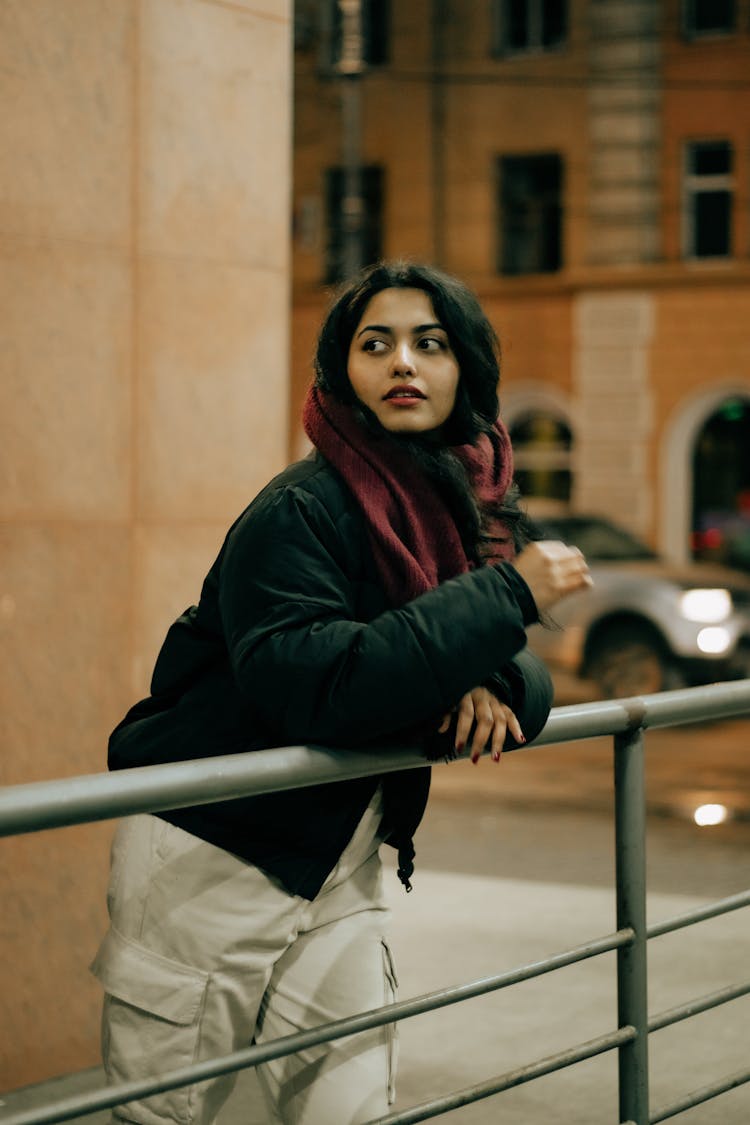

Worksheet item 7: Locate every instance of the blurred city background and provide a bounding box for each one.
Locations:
[1,0,748,1119]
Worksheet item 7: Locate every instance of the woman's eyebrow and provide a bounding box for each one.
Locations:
[356,321,445,338]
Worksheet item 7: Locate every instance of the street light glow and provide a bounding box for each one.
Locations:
[693,803,729,827]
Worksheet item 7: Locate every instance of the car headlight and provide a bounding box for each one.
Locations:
[679,588,732,623]
[696,627,732,654]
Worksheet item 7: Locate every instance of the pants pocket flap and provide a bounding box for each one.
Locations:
[90,927,209,1025]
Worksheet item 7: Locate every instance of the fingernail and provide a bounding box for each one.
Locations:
[518,733,526,744]
[471,755,479,765]
[455,742,464,753]
[492,751,500,762]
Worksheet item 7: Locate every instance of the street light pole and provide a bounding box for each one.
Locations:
[430,0,447,266]
[335,0,365,279]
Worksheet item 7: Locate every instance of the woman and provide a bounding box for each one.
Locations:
[91,261,591,1125]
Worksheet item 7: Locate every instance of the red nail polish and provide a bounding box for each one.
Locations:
[455,742,464,753]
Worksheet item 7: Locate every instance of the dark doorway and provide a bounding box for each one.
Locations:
[691,396,750,571]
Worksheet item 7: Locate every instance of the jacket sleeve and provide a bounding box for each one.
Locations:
[486,647,554,744]
[423,647,554,761]
[218,484,541,748]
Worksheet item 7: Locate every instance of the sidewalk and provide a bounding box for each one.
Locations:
[3,865,748,1125]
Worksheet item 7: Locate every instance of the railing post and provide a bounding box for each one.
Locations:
[614,725,650,1124]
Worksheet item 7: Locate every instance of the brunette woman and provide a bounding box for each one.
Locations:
[92,261,591,1125]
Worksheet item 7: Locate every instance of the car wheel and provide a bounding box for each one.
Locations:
[586,625,683,699]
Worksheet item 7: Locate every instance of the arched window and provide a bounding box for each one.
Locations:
[691,396,750,571]
[509,410,573,507]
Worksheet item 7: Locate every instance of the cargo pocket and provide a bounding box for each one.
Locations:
[91,927,210,1125]
[381,939,400,1106]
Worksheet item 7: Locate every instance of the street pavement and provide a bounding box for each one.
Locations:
[3,691,749,1124]
[379,727,750,1124]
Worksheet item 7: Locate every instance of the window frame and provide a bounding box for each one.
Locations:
[682,139,734,261]
[507,408,574,508]
[492,0,568,58]
[319,0,390,75]
[681,0,736,41]
[497,152,564,277]
[323,164,385,285]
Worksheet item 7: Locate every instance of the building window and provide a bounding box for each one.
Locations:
[321,0,389,73]
[493,0,567,55]
[682,0,735,39]
[683,141,733,259]
[691,398,750,571]
[498,154,563,275]
[509,412,572,505]
[324,165,384,284]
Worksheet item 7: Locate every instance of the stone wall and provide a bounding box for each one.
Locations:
[0,0,291,1088]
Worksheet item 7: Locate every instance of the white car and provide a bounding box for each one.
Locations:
[526,515,750,698]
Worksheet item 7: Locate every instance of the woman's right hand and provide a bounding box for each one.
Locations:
[512,539,593,612]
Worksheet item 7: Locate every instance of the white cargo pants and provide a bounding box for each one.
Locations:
[90,789,398,1125]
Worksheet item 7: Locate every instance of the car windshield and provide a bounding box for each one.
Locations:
[533,517,658,562]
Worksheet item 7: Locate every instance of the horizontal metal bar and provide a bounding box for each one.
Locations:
[2,680,749,839]
[647,889,750,938]
[0,929,632,1125]
[533,678,750,746]
[0,743,427,838]
[649,1066,750,1123]
[2,680,749,1125]
[649,979,750,1032]
[366,1026,636,1125]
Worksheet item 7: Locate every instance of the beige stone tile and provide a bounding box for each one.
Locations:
[0,820,110,1088]
[0,523,132,785]
[0,529,120,1082]
[131,521,227,696]
[137,256,289,521]
[0,0,132,243]
[203,0,291,18]
[139,0,291,268]
[0,240,132,519]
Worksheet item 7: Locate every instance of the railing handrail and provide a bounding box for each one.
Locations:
[2,678,750,839]
[2,679,749,1125]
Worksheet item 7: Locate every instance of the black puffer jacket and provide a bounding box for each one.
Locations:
[109,452,553,897]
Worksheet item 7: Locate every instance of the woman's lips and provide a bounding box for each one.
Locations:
[383,386,425,403]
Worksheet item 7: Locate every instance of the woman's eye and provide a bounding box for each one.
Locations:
[418,336,444,352]
[363,338,387,353]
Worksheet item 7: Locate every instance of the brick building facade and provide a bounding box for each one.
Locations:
[291,0,750,568]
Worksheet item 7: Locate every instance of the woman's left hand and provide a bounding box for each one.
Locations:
[439,687,525,764]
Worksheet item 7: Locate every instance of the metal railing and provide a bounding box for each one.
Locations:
[1,679,750,1125]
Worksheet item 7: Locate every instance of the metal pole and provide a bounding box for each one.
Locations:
[614,726,650,1123]
[336,0,364,278]
[430,0,447,266]
[340,74,362,278]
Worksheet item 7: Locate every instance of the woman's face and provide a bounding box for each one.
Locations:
[347,288,460,435]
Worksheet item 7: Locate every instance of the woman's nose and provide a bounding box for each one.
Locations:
[391,340,415,376]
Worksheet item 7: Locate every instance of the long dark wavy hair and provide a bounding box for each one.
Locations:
[313,260,531,559]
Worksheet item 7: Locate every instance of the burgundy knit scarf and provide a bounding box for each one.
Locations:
[302,386,516,608]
